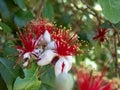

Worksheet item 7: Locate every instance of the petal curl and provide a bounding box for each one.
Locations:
[55,57,70,77]
[37,50,56,66]
[65,56,74,71]
[23,53,30,59]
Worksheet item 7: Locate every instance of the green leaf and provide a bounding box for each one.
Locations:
[0,22,12,33]
[40,65,55,87]
[39,83,56,90]
[13,64,40,90]
[0,0,18,28]
[0,57,24,90]
[99,0,120,23]
[13,0,27,10]
[42,2,54,20]
[14,10,34,27]
[0,74,7,90]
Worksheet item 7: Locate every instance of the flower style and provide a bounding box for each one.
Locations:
[31,19,54,44]
[37,27,82,76]
[93,28,107,42]
[77,65,112,90]
[16,29,42,66]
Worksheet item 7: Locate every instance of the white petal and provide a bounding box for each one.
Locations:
[23,53,30,59]
[32,48,43,57]
[37,50,56,66]
[65,56,74,71]
[43,30,51,43]
[55,57,70,77]
[23,60,28,67]
[47,41,56,49]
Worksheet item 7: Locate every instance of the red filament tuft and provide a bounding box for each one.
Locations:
[77,61,112,90]
[93,28,107,42]
[16,29,37,54]
[52,28,81,56]
[31,19,54,39]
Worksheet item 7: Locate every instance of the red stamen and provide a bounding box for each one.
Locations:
[93,28,107,42]
[52,28,82,56]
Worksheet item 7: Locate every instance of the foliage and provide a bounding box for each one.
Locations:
[0,0,120,90]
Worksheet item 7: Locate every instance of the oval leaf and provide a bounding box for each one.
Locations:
[13,0,27,10]
[42,2,54,20]
[99,0,120,23]
[14,10,34,27]
[13,64,40,90]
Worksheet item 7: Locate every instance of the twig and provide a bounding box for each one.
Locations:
[108,21,119,76]
[38,0,47,19]
[80,0,101,26]
[113,33,118,76]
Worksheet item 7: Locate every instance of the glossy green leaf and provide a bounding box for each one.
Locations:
[13,0,26,10]
[13,64,40,90]
[40,65,55,87]
[39,83,56,90]
[99,0,120,23]
[42,2,54,20]
[0,22,12,33]
[14,10,34,27]
[0,0,18,28]
[0,58,24,90]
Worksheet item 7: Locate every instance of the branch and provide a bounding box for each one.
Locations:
[38,0,47,19]
[80,0,101,26]
[113,33,118,76]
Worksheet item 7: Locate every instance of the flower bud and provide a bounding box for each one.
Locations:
[56,73,74,90]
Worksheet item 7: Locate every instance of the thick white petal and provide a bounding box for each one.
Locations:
[43,30,51,43]
[23,60,28,67]
[47,41,56,49]
[55,57,70,77]
[37,50,56,66]
[65,56,74,71]
[23,53,30,59]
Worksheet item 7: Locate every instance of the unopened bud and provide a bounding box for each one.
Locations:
[56,73,74,90]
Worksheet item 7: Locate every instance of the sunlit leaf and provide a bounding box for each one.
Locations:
[13,64,40,90]
[99,0,120,23]
[39,83,56,90]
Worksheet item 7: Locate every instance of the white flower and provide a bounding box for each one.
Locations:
[47,41,56,49]
[23,60,29,67]
[23,52,30,59]
[37,50,56,66]
[43,30,51,43]
[55,56,73,77]
[56,73,74,90]
[64,56,74,71]
[32,48,43,57]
